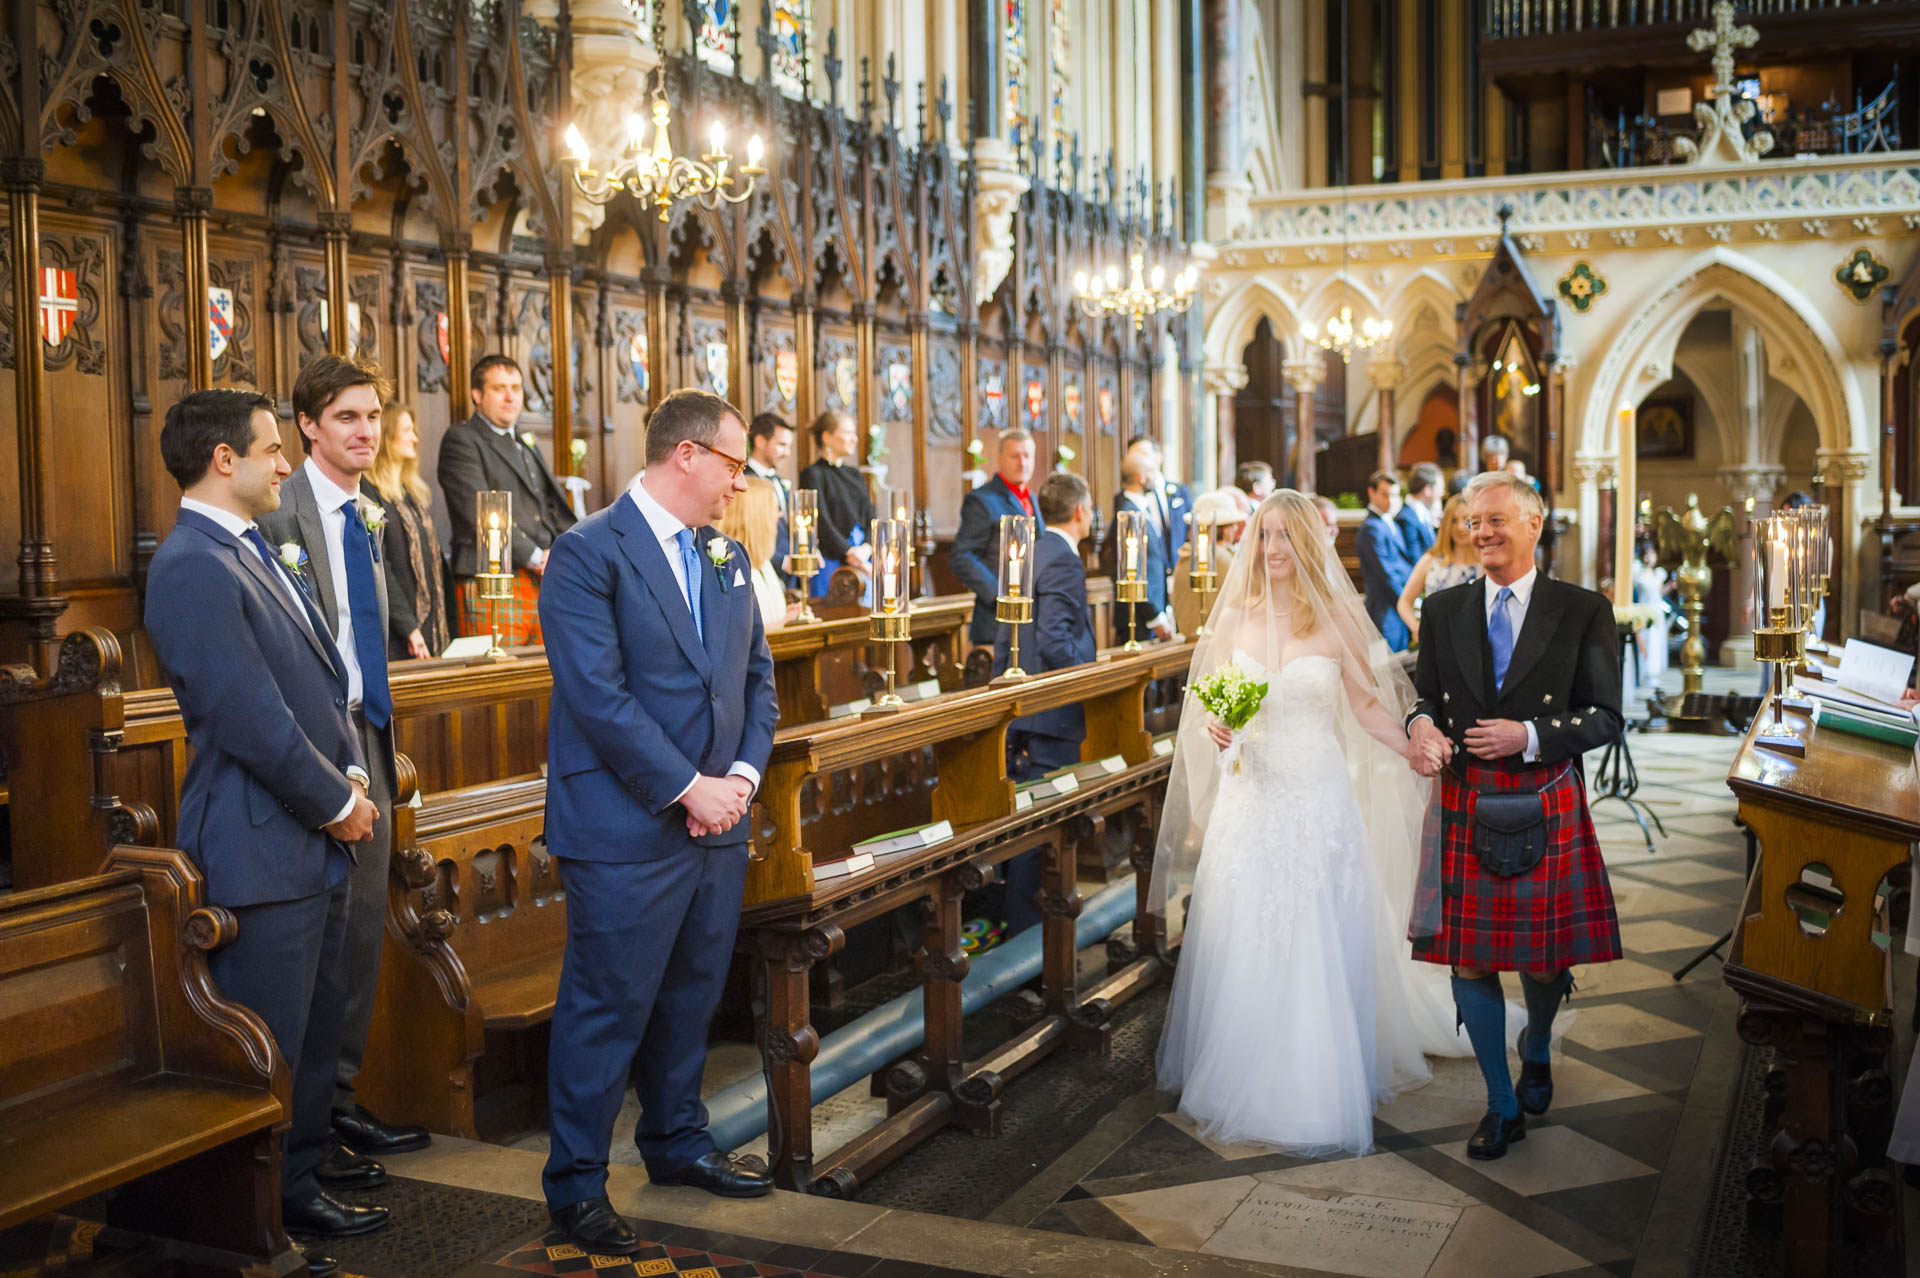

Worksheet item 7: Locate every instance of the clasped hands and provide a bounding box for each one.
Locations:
[685,774,755,838]
[324,776,378,844]
[1409,717,1530,777]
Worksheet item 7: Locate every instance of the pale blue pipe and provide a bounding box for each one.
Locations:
[710,877,1139,1152]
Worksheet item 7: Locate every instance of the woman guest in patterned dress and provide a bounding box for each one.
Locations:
[1395,494,1482,645]
[1406,471,1623,1161]
[365,401,451,660]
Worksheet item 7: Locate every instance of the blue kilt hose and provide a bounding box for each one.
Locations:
[1412,758,1621,972]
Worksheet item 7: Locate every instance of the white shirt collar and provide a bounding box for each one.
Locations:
[179,496,253,539]
[1046,525,1080,553]
[746,458,779,479]
[1485,566,1538,610]
[304,457,359,515]
[625,473,696,549]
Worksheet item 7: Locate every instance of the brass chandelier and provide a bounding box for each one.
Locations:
[1073,252,1199,332]
[564,3,766,221]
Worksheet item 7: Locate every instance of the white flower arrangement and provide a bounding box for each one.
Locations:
[706,538,733,569]
[357,496,387,536]
[520,430,538,450]
[1613,602,1664,632]
[279,541,309,577]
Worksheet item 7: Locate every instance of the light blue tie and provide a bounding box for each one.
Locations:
[676,527,704,643]
[1489,585,1515,691]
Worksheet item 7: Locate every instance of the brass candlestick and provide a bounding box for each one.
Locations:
[1752,607,1808,757]
[1115,577,1147,652]
[863,518,912,715]
[475,490,514,661]
[1188,568,1218,637]
[1116,508,1150,653]
[789,488,823,624]
[993,593,1035,683]
[990,514,1037,684]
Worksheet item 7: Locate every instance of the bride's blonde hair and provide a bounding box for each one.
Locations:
[1243,490,1337,638]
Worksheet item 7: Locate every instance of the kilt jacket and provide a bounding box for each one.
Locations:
[1407,574,1622,768]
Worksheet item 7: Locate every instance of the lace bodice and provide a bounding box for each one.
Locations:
[1231,651,1348,783]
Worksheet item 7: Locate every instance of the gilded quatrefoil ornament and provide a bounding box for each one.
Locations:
[1834,247,1890,305]
[1556,261,1608,314]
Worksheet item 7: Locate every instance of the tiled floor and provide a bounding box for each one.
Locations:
[992,669,1760,1278]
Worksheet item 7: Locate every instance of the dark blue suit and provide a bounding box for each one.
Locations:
[1109,491,1170,643]
[951,475,1035,646]
[993,530,1096,933]
[1156,480,1194,566]
[1396,502,1436,560]
[538,492,778,1210]
[1358,509,1416,652]
[144,506,364,1203]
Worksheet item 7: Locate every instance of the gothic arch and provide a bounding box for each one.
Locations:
[1204,277,1304,369]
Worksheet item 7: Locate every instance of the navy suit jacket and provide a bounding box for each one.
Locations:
[538,494,779,859]
[145,507,363,906]
[951,475,1035,646]
[994,532,1097,748]
[1158,480,1194,565]
[1396,502,1436,560]
[1106,491,1170,636]
[1358,509,1416,650]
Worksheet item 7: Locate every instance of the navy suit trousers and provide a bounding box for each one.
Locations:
[209,880,350,1203]
[542,849,749,1209]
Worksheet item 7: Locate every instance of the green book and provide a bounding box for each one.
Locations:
[1814,701,1919,748]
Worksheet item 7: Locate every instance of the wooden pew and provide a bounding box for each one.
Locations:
[1725,706,1920,1277]
[768,593,974,724]
[0,845,294,1272]
[741,642,1195,1195]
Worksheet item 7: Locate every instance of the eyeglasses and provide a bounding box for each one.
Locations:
[693,440,748,479]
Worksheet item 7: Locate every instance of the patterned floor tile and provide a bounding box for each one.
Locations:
[1618,919,1721,954]
[1434,1126,1658,1196]
[1621,859,1746,887]
[1561,1002,1701,1050]
[1424,1204,1588,1278]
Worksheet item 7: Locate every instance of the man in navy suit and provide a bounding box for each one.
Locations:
[144,389,388,1272]
[744,412,795,587]
[950,427,1038,648]
[539,389,780,1256]
[1398,462,1442,559]
[993,473,1099,934]
[1125,434,1193,566]
[1108,455,1173,643]
[1359,470,1417,652]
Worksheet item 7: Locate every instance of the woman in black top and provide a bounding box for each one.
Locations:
[795,410,874,597]
[364,401,450,660]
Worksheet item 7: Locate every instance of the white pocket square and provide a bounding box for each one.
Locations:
[733,569,746,587]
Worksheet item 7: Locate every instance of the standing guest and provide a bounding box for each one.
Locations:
[950,427,1038,648]
[1312,495,1341,545]
[1172,490,1248,638]
[1358,471,1416,652]
[1235,460,1275,503]
[540,390,779,1256]
[1396,494,1482,644]
[721,477,801,631]
[993,472,1099,934]
[145,389,387,1274]
[364,400,449,660]
[1408,470,1622,1161]
[257,355,432,1180]
[797,410,874,597]
[1399,462,1444,558]
[744,412,796,586]
[1125,434,1193,567]
[438,355,578,643]
[1109,455,1174,643]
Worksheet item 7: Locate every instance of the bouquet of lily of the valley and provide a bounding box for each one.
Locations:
[1191,662,1269,774]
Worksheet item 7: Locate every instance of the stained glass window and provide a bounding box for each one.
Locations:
[1046,0,1067,157]
[695,0,734,75]
[1005,0,1028,155]
[769,0,810,96]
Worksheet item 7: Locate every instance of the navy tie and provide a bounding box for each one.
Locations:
[1489,585,1515,691]
[677,527,705,643]
[340,501,393,729]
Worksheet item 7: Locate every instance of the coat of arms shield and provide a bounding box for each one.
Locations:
[436,312,452,365]
[317,300,363,357]
[39,268,78,347]
[704,341,730,398]
[208,286,236,362]
[833,356,857,411]
[629,331,650,396]
[1024,379,1044,425]
[885,362,911,420]
[774,348,798,405]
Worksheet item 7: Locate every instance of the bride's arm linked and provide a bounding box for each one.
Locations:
[1339,654,1414,761]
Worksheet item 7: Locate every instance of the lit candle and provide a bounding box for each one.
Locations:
[793,513,811,555]
[486,512,504,572]
[1194,527,1211,573]
[1124,534,1138,579]
[1006,540,1025,598]
[882,549,898,607]
[1767,533,1787,610]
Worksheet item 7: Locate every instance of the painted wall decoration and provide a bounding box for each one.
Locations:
[980,355,1007,429]
[1023,362,1047,428]
[821,334,859,415]
[929,345,963,439]
[4,234,109,375]
[1096,379,1116,435]
[613,309,650,404]
[158,249,258,387]
[691,318,730,398]
[1835,246,1890,304]
[1062,377,1082,431]
[1635,397,1693,461]
[414,280,451,393]
[1555,261,1607,313]
[882,346,913,421]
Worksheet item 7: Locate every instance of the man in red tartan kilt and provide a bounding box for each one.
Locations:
[1409,470,1622,1161]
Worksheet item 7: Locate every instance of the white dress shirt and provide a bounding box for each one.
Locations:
[178,494,366,825]
[1485,568,1542,762]
[304,460,367,712]
[624,474,763,802]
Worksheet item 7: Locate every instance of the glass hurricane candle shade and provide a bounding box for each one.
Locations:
[476,490,514,598]
[1750,514,1809,755]
[993,515,1037,683]
[787,487,822,625]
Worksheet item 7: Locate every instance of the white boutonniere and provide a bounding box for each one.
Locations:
[706,537,733,591]
[278,541,310,579]
[355,497,385,562]
[520,430,538,450]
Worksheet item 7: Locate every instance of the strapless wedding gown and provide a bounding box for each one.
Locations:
[1156,652,1447,1156]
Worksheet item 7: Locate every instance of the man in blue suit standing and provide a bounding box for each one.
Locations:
[144,389,388,1274]
[1359,470,1417,652]
[1397,462,1442,560]
[1125,434,1194,566]
[993,473,1099,934]
[1109,455,1173,644]
[950,427,1038,649]
[539,389,780,1256]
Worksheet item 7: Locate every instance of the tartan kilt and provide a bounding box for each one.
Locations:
[1410,758,1621,972]
[455,569,544,646]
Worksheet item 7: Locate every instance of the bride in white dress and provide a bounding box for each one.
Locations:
[1152,490,1468,1156]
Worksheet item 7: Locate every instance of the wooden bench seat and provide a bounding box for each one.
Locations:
[0,846,293,1270]
[472,951,564,1031]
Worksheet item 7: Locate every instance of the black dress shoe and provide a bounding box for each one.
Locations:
[650,1150,773,1198]
[1515,1030,1554,1116]
[315,1140,387,1190]
[283,1191,391,1238]
[1466,1109,1527,1160]
[332,1105,430,1155]
[548,1197,641,1257]
[305,1249,338,1277]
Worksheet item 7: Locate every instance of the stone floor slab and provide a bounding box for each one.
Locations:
[1435,1125,1658,1196]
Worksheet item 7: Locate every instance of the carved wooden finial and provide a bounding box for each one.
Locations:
[823,28,841,107]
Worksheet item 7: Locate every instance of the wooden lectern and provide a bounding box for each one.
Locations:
[1725,704,1919,1277]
